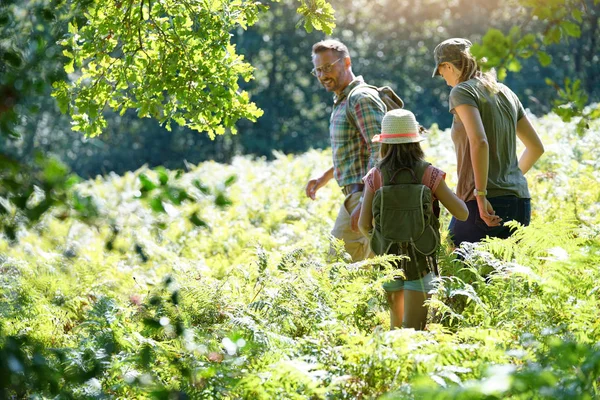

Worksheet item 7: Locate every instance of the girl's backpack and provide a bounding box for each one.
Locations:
[370,161,440,281]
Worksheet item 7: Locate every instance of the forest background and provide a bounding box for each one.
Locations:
[1,0,600,397]
[2,0,599,177]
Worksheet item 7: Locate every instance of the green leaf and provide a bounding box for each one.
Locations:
[42,157,70,185]
[64,175,81,189]
[215,192,233,207]
[543,25,562,45]
[224,175,237,187]
[193,180,211,195]
[72,192,99,219]
[497,67,507,81]
[571,8,583,23]
[561,21,581,38]
[189,213,208,228]
[68,22,78,34]
[139,174,158,192]
[64,59,74,74]
[507,59,522,72]
[149,196,165,213]
[165,187,188,205]
[155,167,169,186]
[537,52,552,67]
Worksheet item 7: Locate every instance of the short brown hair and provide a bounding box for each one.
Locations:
[312,39,350,59]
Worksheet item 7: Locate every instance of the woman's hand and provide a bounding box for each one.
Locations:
[476,196,502,227]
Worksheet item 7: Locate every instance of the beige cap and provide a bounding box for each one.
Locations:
[432,38,472,78]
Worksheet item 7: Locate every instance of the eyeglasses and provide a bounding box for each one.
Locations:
[311,58,343,77]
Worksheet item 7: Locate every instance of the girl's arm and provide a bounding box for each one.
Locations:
[433,179,469,221]
[358,186,375,238]
[454,104,501,227]
[516,115,544,175]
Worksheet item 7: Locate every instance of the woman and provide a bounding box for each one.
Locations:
[432,38,545,246]
[359,109,468,330]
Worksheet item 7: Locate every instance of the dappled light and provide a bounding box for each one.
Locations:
[1,0,599,397]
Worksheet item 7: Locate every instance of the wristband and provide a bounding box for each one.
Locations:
[473,188,487,197]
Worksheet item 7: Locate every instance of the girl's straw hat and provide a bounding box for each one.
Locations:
[372,109,424,144]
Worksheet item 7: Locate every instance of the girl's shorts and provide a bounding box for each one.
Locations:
[382,272,436,293]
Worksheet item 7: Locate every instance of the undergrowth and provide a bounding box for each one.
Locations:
[1,113,599,398]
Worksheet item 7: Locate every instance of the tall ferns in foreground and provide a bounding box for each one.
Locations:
[0,113,599,398]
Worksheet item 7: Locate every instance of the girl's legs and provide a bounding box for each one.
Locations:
[387,290,404,329]
[402,290,431,330]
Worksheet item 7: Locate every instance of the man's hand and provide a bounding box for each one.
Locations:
[306,177,326,200]
[306,168,333,200]
[477,196,502,227]
[350,202,361,232]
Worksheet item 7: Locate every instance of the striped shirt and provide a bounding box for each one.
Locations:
[330,76,386,188]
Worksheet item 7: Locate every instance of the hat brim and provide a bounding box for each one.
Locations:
[432,63,441,78]
[372,134,425,144]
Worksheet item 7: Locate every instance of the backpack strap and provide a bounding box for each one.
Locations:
[389,167,418,184]
[382,161,431,186]
[344,84,380,131]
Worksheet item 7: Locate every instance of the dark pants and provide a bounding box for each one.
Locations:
[449,196,531,247]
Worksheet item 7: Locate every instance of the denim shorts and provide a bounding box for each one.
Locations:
[449,196,531,247]
[382,272,436,293]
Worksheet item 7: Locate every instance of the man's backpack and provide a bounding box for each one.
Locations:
[345,84,404,129]
[370,161,440,281]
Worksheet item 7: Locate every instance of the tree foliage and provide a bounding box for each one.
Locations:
[51,0,335,137]
[471,0,600,134]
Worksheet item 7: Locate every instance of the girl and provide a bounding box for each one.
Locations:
[359,108,468,330]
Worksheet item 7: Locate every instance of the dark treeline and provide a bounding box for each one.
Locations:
[2,0,599,178]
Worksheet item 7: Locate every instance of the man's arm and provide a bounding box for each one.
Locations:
[306,167,334,200]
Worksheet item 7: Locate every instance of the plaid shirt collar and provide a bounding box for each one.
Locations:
[333,76,365,105]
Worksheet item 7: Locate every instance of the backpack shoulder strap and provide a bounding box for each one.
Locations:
[381,161,431,186]
[345,84,380,130]
[413,161,431,184]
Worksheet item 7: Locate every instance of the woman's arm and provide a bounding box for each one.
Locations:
[433,179,469,221]
[516,115,544,175]
[454,104,501,227]
[358,186,375,238]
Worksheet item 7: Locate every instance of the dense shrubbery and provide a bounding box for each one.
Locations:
[1,113,599,398]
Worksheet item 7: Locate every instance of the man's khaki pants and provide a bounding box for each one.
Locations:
[331,191,373,262]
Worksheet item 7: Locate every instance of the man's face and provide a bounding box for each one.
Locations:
[312,50,347,93]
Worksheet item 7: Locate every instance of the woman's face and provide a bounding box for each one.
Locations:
[438,62,460,87]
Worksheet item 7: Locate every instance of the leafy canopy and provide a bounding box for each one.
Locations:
[52,0,335,138]
[470,0,600,134]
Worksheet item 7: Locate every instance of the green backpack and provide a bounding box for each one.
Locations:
[370,161,441,281]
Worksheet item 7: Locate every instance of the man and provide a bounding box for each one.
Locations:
[305,39,386,261]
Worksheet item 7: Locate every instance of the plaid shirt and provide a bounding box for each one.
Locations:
[330,76,385,188]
